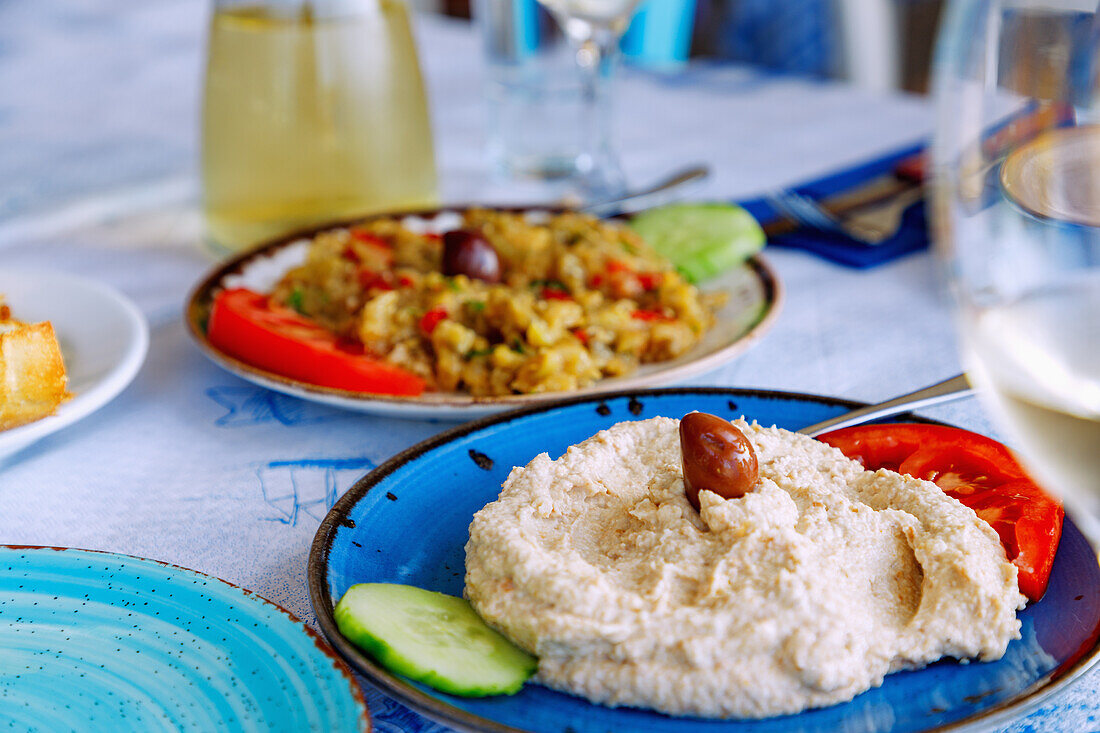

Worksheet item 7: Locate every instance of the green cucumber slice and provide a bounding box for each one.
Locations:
[334,583,537,697]
[629,203,765,283]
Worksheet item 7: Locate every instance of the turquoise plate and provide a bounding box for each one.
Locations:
[0,546,370,731]
[309,388,1100,733]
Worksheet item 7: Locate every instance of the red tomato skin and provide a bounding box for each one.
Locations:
[540,287,573,301]
[631,309,674,322]
[819,423,1063,602]
[418,307,448,335]
[207,289,424,396]
[349,229,392,249]
[357,270,394,291]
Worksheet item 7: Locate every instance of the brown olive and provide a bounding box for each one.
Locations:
[679,412,759,510]
[441,229,502,283]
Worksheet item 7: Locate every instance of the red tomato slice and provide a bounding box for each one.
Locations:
[818,423,1063,602]
[207,288,424,396]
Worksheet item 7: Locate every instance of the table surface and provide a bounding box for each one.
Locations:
[0,2,1095,732]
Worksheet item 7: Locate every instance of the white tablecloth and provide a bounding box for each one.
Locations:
[0,3,1092,731]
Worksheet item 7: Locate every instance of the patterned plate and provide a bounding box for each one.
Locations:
[186,207,781,421]
[309,388,1100,733]
[0,546,370,731]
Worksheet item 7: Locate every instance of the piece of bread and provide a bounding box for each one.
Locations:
[0,303,70,431]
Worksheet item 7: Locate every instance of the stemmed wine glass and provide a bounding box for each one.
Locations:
[932,0,1100,539]
[535,0,643,199]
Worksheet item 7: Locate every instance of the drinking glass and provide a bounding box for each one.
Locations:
[519,0,643,199]
[476,2,598,185]
[932,0,1100,538]
[201,0,438,256]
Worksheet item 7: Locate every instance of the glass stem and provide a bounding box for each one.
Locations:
[580,29,616,162]
[567,23,624,192]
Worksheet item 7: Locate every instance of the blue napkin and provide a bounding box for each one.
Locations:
[737,143,928,269]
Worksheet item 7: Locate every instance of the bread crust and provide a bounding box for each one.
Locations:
[0,320,70,430]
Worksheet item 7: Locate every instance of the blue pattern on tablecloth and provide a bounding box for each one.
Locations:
[361,688,452,732]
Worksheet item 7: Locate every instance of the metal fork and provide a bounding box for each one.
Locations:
[766,189,840,232]
[765,186,924,245]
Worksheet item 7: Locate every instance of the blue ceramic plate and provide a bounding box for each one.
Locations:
[309,388,1100,733]
[0,546,370,731]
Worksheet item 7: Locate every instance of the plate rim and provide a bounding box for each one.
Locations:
[308,385,1100,733]
[2,543,372,732]
[0,268,150,457]
[184,206,783,412]
[999,125,1100,229]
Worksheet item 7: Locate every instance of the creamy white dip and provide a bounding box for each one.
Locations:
[464,417,1025,718]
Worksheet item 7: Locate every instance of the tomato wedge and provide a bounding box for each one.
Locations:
[818,423,1063,602]
[206,288,425,396]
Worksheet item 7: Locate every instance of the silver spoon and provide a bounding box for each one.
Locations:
[798,374,975,437]
[580,165,710,218]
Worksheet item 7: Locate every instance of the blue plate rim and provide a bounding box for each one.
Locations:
[5,543,372,732]
[306,386,1100,733]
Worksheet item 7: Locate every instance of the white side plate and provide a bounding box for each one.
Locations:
[0,269,149,458]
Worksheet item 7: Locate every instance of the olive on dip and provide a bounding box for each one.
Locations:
[442,229,503,283]
[679,412,759,511]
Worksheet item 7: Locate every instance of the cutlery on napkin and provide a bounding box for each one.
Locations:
[738,144,929,269]
[742,105,1076,269]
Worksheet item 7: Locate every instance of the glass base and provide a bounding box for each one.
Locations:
[490,150,627,205]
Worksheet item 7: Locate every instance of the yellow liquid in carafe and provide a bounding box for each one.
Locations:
[201,2,438,254]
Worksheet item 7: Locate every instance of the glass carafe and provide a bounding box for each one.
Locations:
[201,0,438,255]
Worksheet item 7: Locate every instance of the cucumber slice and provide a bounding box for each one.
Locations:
[629,203,765,283]
[334,583,537,697]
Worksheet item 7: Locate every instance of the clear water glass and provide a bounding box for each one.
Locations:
[932,0,1100,539]
[474,0,639,201]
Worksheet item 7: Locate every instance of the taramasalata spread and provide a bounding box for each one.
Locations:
[464,416,1024,718]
